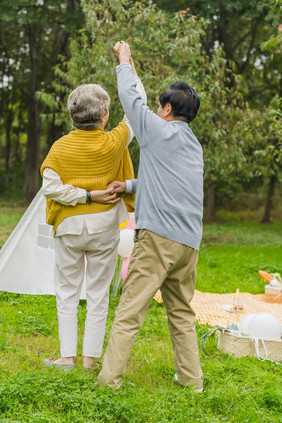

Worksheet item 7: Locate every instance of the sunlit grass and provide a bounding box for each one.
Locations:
[0,292,281,422]
[0,207,25,248]
[0,205,281,422]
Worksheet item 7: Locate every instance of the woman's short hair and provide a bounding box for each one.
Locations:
[67,84,111,130]
[159,81,200,124]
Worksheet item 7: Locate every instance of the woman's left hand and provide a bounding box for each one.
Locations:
[90,189,121,204]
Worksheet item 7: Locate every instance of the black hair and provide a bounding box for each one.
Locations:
[159,81,200,123]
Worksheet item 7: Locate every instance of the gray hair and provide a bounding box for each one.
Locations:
[67,84,111,130]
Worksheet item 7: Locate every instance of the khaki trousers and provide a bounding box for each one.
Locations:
[98,229,203,389]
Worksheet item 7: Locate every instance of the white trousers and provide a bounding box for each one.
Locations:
[54,225,120,358]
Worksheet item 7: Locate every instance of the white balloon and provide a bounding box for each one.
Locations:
[118,229,135,258]
[239,313,258,336]
[248,313,281,340]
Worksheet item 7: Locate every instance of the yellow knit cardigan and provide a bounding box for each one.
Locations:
[41,123,135,234]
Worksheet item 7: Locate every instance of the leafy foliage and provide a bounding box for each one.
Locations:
[42,0,256,186]
[0,0,84,198]
[0,0,281,218]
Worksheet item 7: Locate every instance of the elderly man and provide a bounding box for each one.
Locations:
[98,42,204,392]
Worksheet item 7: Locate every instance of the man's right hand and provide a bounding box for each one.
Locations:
[107,181,127,194]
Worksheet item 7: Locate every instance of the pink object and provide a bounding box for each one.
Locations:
[121,257,131,281]
[123,214,136,230]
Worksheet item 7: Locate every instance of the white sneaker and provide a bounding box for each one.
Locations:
[174,374,203,393]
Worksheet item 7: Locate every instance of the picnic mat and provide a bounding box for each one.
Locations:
[153,290,282,327]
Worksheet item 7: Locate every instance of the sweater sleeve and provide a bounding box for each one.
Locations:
[42,168,86,206]
[40,142,60,176]
[122,75,147,147]
[126,179,137,194]
[107,121,129,152]
[116,64,166,147]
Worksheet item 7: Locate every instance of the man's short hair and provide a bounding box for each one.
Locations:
[67,84,111,130]
[159,82,200,123]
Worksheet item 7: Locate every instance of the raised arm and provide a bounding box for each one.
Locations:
[114,41,165,148]
[121,70,147,147]
[114,43,147,147]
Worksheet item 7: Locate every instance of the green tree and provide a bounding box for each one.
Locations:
[43,0,260,220]
[259,27,282,222]
[40,0,206,172]
[156,0,281,103]
[0,0,84,200]
[156,0,281,218]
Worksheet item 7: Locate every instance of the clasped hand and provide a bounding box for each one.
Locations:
[89,188,120,204]
[90,181,126,205]
[113,41,137,75]
[113,40,131,62]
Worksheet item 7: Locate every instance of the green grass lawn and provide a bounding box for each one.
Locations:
[0,206,281,422]
[0,206,26,248]
[198,221,282,294]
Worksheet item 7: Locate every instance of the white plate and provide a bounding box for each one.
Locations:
[221,304,245,313]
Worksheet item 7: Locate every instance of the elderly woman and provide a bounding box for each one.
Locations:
[41,65,146,370]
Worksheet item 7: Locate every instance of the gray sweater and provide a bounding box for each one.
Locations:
[117,64,203,250]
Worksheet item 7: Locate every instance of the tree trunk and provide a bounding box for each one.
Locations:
[14,103,23,164]
[47,115,64,148]
[5,87,15,186]
[24,24,42,202]
[206,183,216,219]
[261,172,277,224]
[5,95,13,184]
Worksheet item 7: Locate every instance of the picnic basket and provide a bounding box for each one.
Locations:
[218,330,282,362]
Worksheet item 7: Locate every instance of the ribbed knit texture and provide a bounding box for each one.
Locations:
[41,123,135,234]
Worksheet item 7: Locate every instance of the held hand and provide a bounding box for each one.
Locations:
[119,41,131,63]
[113,41,131,64]
[113,42,122,58]
[113,41,137,74]
[90,189,121,204]
[107,181,127,194]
